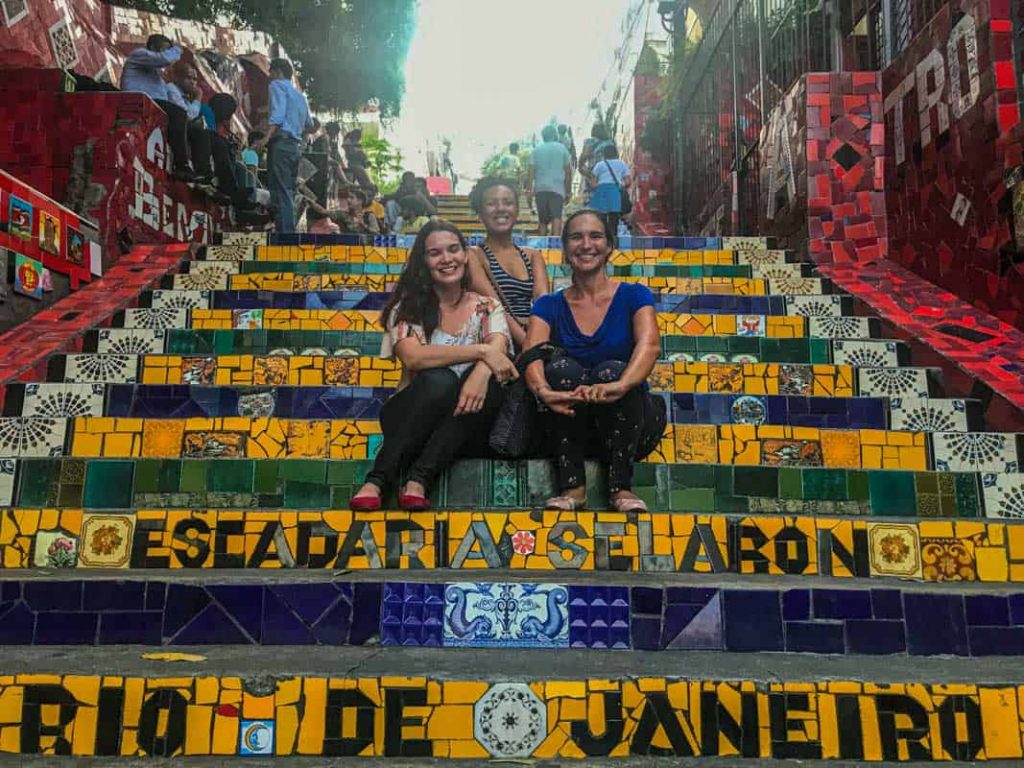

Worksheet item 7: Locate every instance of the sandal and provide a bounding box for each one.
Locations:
[545,495,586,511]
[611,496,648,513]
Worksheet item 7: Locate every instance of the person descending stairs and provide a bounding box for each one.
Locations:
[1,198,1024,762]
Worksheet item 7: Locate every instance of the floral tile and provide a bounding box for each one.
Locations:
[867,523,922,578]
[32,529,78,568]
[77,513,134,568]
[0,418,67,457]
[220,231,267,246]
[473,683,546,758]
[809,316,875,339]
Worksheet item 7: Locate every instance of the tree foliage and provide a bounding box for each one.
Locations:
[362,136,404,193]
[113,0,418,116]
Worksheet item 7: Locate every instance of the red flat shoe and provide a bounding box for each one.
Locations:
[349,494,382,511]
[398,493,431,511]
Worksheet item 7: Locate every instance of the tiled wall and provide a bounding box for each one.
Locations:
[0,673,1020,758]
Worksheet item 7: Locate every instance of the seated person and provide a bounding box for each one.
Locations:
[203,93,255,210]
[348,220,518,511]
[165,60,212,179]
[394,195,432,234]
[523,209,665,512]
[353,187,382,234]
[414,177,439,212]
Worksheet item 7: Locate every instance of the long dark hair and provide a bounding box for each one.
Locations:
[382,219,470,339]
[561,208,617,252]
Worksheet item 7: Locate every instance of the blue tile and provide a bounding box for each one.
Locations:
[1008,594,1024,624]
[163,584,212,638]
[965,595,1010,627]
[146,582,166,611]
[782,589,810,621]
[0,602,35,643]
[630,616,661,651]
[261,589,316,645]
[784,621,845,654]
[630,586,662,615]
[24,581,83,611]
[812,589,872,620]
[173,604,252,644]
[207,585,264,642]
[99,612,163,644]
[270,583,344,625]
[84,581,146,611]
[870,589,903,619]
[904,593,968,656]
[350,582,382,645]
[968,626,1024,655]
[723,590,783,651]
[845,619,907,654]
[35,612,98,644]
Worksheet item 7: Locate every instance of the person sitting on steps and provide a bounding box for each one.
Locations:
[523,209,665,512]
[466,176,549,350]
[349,219,519,512]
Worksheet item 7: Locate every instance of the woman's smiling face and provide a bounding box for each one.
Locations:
[479,183,519,235]
[564,213,612,275]
[424,230,468,287]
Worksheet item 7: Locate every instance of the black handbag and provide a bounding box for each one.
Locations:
[489,343,561,458]
[604,160,633,216]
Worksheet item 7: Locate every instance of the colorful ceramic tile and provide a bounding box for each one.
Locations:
[95,328,166,355]
[473,683,546,758]
[0,417,66,457]
[149,289,211,310]
[77,513,134,567]
[233,308,264,330]
[890,398,970,432]
[206,243,252,261]
[442,582,569,648]
[123,307,189,331]
[736,314,765,336]
[37,210,60,255]
[809,316,874,339]
[21,383,104,417]
[7,195,32,240]
[13,252,43,299]
[832,340,901,367]
[858,367,931,398]
[64,354,138,384]
[31,529,78,568]
[730,395,767,425]
[868,523,923,578]
[932,432,1020,473]
[66,227,85,266]
[239,720,274,756]
[785,295,844,316]
[982,473,1024,519]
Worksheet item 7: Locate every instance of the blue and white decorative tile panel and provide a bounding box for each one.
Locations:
[172,262,237,291]
[380,582,444,647]
[932,432,1021,473]
[149,290,212,311]
[63,354,138,384]
[809,316,875,339]
[890,398,970,432]
[0,418,67,458]
[982,473,1024,519]
[832,340,902,368]
[95,328,165,355]
[122,307,189,332]
[21,383,105,418]
[858,367,931,398]
[443,582,569,648]
[785,295,844,317]
[568,586,630,648]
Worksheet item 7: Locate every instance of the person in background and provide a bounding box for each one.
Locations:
[527,125,572,237]
[578,122,614,194]
[558,124,577,174]
[165,60,212,179]
[203,93,255,210]
[523,209,664,512]
[253,57,314,233]
[343,128,375,191]
[466,176,548,350]
[415,177,439,214]
[395,196,433,234]
[348,220,517,512]
[587,144,632,234]
[242,131,263,170]
[120,34,199,181]
[498,143,521,180]
[354,187,382,234]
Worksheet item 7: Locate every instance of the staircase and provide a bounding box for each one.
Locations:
[2,205,1024,762]
[437,193,542,234]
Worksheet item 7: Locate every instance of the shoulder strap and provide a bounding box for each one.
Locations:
[475,245,517,321]
[604,160,622,190]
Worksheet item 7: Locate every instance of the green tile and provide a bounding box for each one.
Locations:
[278,460,325,484]
[210,460,254,492]
[846,471,870,501]
[84,461,135,508]
[17,459,57,506]
[132,459,160,493]
[283,480,332,509]
[253,461,280,494]
[179,460,208,493]
[868,471,916,516]
[803,469,847,501]
[955,473,981,518]
[733,466,778,498]
[445,460,488,508]
[671,487,715,512]
[808,339,831,364]
[57,483,84,507]
[778,468,802,499]
[915,472,938,494]
[490,461,521,507]
[327,460,370,485]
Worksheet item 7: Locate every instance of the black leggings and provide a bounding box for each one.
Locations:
[364,367,502,492]
[543,357,666,494]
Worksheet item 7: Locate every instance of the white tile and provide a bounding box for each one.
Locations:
[123,307,190,331]
[442,582,569,648]
[64,354,138,384]
[751,263,804,280]
[95,328,165,355]
[832,340,900,367]
[982,473,1024,519]
[858,367,931,398]
[766,277,823,295]
[474,683,546,758]
[221,231,267,246]
[809,316,875,339]
[0,418,67,457]
[889,398,970,432]
[722,236,770,250]
[21,383,105,417]
[735,249,788,267]
[785,295,844,317]
[149,290,212,311]
[205,244,253,261]
[932,432,1020,473]
[0,459,16,505]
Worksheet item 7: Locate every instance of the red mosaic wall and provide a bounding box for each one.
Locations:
[0,69,227,262]
[882,0,1024,328]
[632,75,673,235]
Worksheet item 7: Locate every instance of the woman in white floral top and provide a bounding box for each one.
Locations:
[350,219,518,511]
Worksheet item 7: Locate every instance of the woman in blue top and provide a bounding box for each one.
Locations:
[524,209,665,512]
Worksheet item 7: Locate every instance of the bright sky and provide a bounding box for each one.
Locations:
[390,0,634,190]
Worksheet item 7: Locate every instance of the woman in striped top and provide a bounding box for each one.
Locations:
[467,177,549,349]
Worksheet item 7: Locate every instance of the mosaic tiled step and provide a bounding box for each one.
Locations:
[4,382,983,434]
[4,508,1019,583]
[207,244,793,268]
[10,457,989,518]
[143,289,863,322]
[50,354,935,399]
[172,309,847,340]
[8,577,1024,657]
[7,650,1017,760]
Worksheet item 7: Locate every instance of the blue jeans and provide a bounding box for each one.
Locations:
[267,136,301,233]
